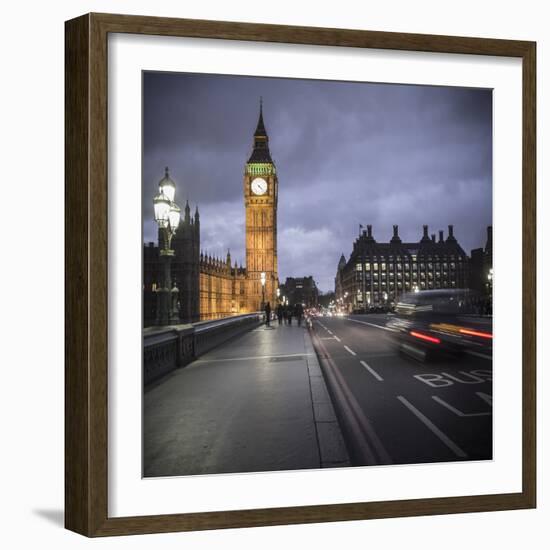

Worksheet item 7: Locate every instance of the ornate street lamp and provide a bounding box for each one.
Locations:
[154,167,181,326]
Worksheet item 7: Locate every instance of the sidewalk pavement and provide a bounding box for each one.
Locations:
[144,320,350,477]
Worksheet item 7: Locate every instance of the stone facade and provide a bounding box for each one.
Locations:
[335,224,470,310]
[280,276,319,308]
[243,100,279,311]
[469,226,493,296]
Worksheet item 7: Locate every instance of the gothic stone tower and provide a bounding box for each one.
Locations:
[172,200,201,323]
[244,100,279,311]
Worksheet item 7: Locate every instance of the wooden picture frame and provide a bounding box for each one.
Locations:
[65,12,536,537]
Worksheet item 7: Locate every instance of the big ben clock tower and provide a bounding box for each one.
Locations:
[244,100,279,312]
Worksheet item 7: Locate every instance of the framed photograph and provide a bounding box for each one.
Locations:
[65,13,536,536]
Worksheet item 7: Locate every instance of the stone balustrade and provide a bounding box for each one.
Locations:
[143,313,261,385]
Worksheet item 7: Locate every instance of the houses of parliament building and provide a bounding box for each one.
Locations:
[143,102,279,326]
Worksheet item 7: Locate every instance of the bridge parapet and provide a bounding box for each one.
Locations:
[143,313,261,385]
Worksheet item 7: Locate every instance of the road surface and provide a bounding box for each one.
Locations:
[311,313,492,466]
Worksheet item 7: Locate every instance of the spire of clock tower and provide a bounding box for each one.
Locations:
[248,97,273,164]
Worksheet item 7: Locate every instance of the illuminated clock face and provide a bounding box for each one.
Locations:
[251,177,268,196]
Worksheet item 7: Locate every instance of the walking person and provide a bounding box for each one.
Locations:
[286,304,293,325]
[276,302,284,325]
[264,301,271,327]
[294,302,304,327]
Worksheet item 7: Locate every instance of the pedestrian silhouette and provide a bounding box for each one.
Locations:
[294,303,304,326]
[264,301,271,327]
[285,304,293,325]
[276,303,284,325]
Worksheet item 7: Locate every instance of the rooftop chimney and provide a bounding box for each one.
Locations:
[431,233,436,243]
[439,230,444,242]
[421,224,431,243]
[391,225,402,244]
[367,224,372,238]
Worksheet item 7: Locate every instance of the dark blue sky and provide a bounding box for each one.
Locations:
[143,72,492,292]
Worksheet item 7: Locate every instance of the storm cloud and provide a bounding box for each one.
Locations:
[143,72,492,292]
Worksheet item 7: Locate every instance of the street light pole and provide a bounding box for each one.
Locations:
[487,268,493,314]
[153,167,181,326]
[260,271,266,311]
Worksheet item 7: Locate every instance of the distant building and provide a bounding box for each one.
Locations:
[470,226,493,296]
[334,254,347,305]
[280,276,319,308]
[335,224,470,310]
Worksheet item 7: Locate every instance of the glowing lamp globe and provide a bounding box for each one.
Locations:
[158,167,176,202]
[168,202,181,232]
[153,192,171,227]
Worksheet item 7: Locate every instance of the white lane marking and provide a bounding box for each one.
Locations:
[476,392,493,406]
[320,337,337,340]
[348,318,393,332]
[432,395,491,417]
[333,335,341,342]
[397,396,468,458]
[360,360,383,382]
[465,350,492,361]
[327,329,333,335]
[344,345,357,356]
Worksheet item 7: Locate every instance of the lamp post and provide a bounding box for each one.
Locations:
[276,287,281,303]
[153,167,181,326]
[260,271,266,311]
[487,267,493,314]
